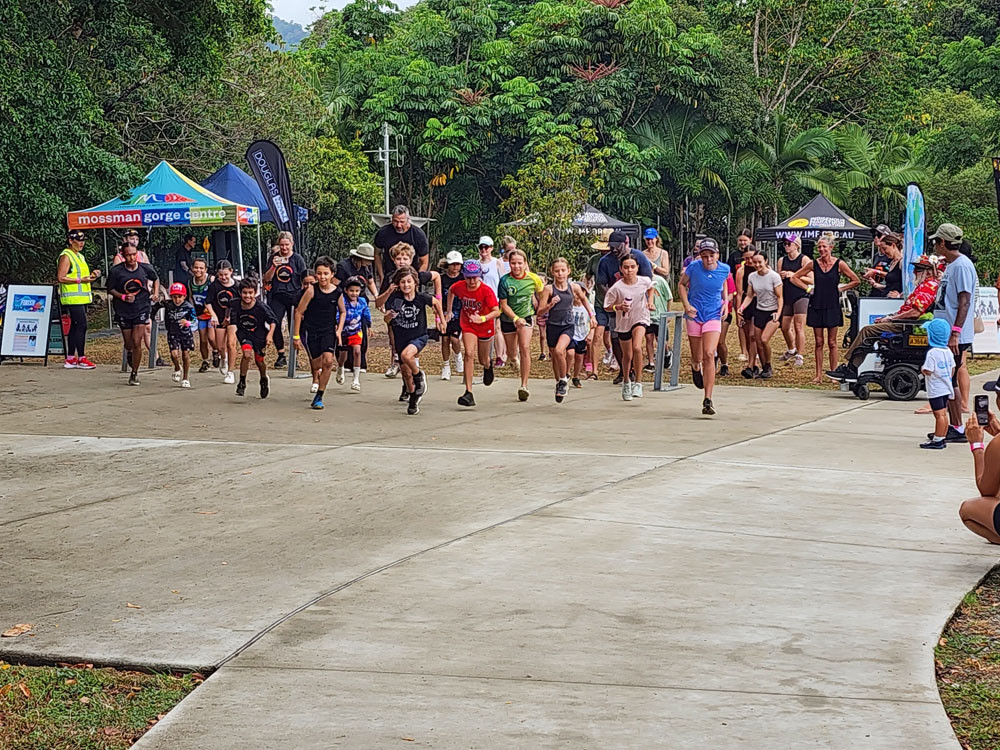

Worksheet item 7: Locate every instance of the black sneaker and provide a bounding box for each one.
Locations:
[919,439,947,450]
[260,377,269,399]
[752,366,761,379]
[399,384,410,402]
[212,353,221,368]
[539,353,546,361]
[926,427,967,443]
[274,353,288,368]
[702,398,715,415]
[127,372,139,386]
[155,357,167,367]
[760,364,773,380]
[236,381,246,397]
[827,364,856,380]
[643,364,655,373]
[572,377,583,388]
[483,366,495,386]
[719,364,729,377]
[613,373,624,385]
[555,379,567,403]
[407,391,420,415]
[413,371,426,399]
[692,367,704,389]
[198,360,211,373]
[741,367,754,379]
[457,390,476,407]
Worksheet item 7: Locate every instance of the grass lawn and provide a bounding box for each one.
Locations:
[937,565,1000,750]
[0,661,200,749]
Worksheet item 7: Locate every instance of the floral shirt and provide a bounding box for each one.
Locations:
[897,277,940,316]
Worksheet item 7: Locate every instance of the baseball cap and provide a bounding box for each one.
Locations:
[591,228,613,251]
[783,234,801,248]
[169,282,187,296]
[698,238,720,254]
[462,259,483,278]
[445,250,464,264]
[67,229,86,241]
[874,224,891,238]
[643,227,659,240]
[608,230,628,245]
[478,235,494,247]
[928,223,964,243]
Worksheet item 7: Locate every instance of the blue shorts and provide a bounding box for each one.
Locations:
[595,308,610,328]
[197,318,211,330]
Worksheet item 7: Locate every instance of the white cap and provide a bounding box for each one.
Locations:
[478,235,494,247]
[445,250,463,264]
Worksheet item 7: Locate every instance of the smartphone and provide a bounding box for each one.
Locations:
[976,395,990,426]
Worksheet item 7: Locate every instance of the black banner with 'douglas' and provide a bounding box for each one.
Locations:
[246,140,295,236]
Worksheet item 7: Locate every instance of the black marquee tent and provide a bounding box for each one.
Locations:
[502,203,639,241]
[755,194,873,243]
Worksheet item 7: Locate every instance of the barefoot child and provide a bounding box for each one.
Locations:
[164,282,196,388]
[384,267,446,414]
[228,279,277,399]
[446,260,501,407]
[293,256,340,410]
[920,318,957,449]
[336,278,371,392]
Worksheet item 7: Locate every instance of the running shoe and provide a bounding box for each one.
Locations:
[622,381,633,401]
[738,353,748,362]
[181,379,191,389]
[399,384,410,402]
[691,367,704,389]
[555,379,568,403]
[406,398,420,415]
[236,381,246,397]
[212,353,221,369]
[518,386,530,402]
[127,372,140,386]
[223,371,235,385]
[260,377,270,399]
[414,371,426,399]
[351,380,361,392]
[741,367,754,379]
[827,364,855,380]
[760,364,773,380]
[539,353,547,361]
[495,357,505,368]
[63,356,78,369]
[483,366,495,386]
[587,372,598,381]
[613,373,624,386]
[218,358,227,376]
[455,353,464,374]
[719,364,730,377]
[752,366,761,379]
[275,353,288,368]
[441,363,451,381]
[311,395,324,410]
[608,359,620,371]
[794,354,804,367]
[155,357,167,367]
[77,356,97,370]
[385,361,400,378]
[926,427,967,443]
[172,370,182,383]
[702,398,715,415]
[919,439,946,450]
[779,350,796,362]
[336,366,345,384]
[572,378,583,389]
[602,351,613,366]
[643,364,655,373]
[632,382,644,399]
[310,382,319,393]
[458,390,476,407]
[198,360,211,373]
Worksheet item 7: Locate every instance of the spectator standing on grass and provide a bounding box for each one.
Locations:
[173,234,196,287]
[777,234,809,367]
[56,229,100,370]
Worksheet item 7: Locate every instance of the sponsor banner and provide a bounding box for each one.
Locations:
[246,140,296,234]
[773,229,866,241]
[903,183,925,296]
[67,205,258,229]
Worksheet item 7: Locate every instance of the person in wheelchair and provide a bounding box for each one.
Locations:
[828,254,941,380]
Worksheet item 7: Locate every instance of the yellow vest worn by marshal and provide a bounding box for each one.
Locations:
[59,248,93,305]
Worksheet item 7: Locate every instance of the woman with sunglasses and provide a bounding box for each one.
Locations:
[777,234,810,367]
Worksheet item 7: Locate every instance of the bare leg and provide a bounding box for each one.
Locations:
[958,350,970,412]
[811,328,824,384]
[794,313,807,356]
[960,497,1000,544]
[702,330,721,399]
[780,315,794,351]
[181,350,191,380]
[517,326,532,387]
[827,327,839,371]
[462,332,477,392]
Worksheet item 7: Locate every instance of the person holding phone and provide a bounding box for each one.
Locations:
[957,377,1000,544]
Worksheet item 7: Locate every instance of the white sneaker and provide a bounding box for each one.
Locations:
[602,351,614,366]
[310,381,319,393]
[172,370,182,383]
[385,361,399,378]
[794,354,804,366]
[779,350,796,362]
[336,365,345,384]
[181,379,191,389]
[738,353,748,362]
[622,381,633,401]
[219,357,228,376]
[351,380,361,392]
[631,382,643,399]
[441,363,451,381]
[223,371,235,384]
[455,353,464,374]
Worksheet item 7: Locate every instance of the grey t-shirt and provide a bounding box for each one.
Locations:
[748,269,782,312]
[934,254,978,345]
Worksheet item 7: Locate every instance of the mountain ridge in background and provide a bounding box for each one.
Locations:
[271,15,307,49]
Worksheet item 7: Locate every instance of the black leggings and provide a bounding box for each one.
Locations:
[65,304,87,357]
[268,291,299,352]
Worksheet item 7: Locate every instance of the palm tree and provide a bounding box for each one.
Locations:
[835,124,928,225]
[738,113,843,223]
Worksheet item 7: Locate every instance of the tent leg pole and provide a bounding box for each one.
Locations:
[256,225,263,289]
[103,229,112,332]
[236,226,245,279]
[148,226,157,370]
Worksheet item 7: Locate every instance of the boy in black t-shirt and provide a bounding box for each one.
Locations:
[227,279,278,399]
[164,282,197,387]
[383,267,445,415]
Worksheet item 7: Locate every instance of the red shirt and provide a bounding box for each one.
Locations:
[898,277,940,316]
[450,281,498,337]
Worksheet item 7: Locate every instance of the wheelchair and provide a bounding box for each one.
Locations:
[841,320,929,401]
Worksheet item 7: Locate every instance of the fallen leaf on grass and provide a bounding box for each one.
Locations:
[2,623,33,637]
[103,727,122,736]
[0,684,12,698]
[17,682,30,698]
[57,662,93,669]
[126,603,142,609]
[65,679,77,686]
[79,696,90,704]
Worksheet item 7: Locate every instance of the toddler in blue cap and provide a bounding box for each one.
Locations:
[921,317,956,449]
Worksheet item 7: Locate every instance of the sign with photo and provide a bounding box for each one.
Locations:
[1,285,57,358]
[974,286,1000,354]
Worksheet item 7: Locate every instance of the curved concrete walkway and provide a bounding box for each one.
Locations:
[1,366,995,747]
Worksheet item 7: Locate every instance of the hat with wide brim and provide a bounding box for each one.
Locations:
[591,228,613,251]
[351,243,375,261]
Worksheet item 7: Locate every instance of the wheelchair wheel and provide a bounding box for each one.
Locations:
[882,363,921,401]
[855,383,870,401]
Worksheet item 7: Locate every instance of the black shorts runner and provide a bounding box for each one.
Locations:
[500,315,534,334]
[546,323,574,349]
[395,334,429,355]
[237,334,268,357]
[753,307,778,330]
[116,311,151,330]
[167,328,195,352]
[305,330,337,359]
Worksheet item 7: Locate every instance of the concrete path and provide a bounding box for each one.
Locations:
[1,365,996,747]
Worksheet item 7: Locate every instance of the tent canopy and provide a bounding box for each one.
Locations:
[67,160,259,230]
[501,203,639,234]
[201,163,307,226]
[755,194,872,242]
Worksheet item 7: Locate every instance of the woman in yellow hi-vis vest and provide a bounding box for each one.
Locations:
[56,229,101,369]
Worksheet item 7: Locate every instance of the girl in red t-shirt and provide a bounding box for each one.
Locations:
[446,260,501,407]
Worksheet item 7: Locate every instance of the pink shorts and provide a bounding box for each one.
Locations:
[686,319,722,337]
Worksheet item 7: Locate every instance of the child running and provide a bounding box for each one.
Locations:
[384,267,446,414]
[206,260,239,384]
[336,278,372,392]
[920,318,957,449]
[379,242,442,378]
[536,258,596,403]
[570,292,593,389]
[446,259,501,407]
[439,251,465,380]
[293,256,340,410]
[164,282,196,388]
[604,256,655,401]
[497,249,544,401]
[187,258,216,372]
[228,279,277,399]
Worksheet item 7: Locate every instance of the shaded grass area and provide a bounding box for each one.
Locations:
[0,661,200,749]
[937,565,1000,750]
